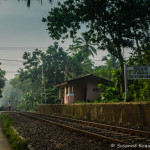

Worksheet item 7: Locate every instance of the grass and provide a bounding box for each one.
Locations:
[0,113,29,150]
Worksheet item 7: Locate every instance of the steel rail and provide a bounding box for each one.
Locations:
[14,111,133,146]
[29,111,150,138]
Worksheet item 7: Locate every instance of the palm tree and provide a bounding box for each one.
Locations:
[102,54,119,70]
[69,33,97,58]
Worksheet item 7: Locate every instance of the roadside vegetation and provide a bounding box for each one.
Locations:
[0,113,29,150]
[0,63,6,99]
[0,0,150,110]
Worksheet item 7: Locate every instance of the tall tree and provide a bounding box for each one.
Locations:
[69,33,97,57]
[42,0,150,92]
[66,50,94,79]
[18,49,43,106]
[12,42,94,106]
[92,54,119,80]
[41,42,68,85]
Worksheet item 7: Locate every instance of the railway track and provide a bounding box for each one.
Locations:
[13,111,150,149]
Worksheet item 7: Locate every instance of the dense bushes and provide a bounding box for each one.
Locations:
[0,113,29,150]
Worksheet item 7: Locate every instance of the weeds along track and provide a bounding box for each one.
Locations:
[13,111,150,149]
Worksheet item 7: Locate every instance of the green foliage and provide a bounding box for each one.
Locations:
[10,77,35,111]
[4,42,94,110]
[97,65,150,102]
[128,46,150,65]
[75,101,89,104]
[127,43,150,101]
[67,51,94,79]
[140,81,150,101]
[43,0,150,92]
[92,97,102,103]
[69,32,97,57]
[98,84,121,102]
[0,64,6,98]
[93,99,120,104]
[96,66,125,102]
[91,55,124,102]
[128,80,150,102]
[46,87,58,104]
[0,81,21,109]
[0,113,29,150]
[92,54,119,81]
[1,0,150,104]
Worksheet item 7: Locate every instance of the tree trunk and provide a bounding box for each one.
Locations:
[119,60,124,93]
[117,45,125,94]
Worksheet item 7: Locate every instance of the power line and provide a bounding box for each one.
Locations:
[1,59,104,62]
[0,46,70,49]
[0,59,23,63]
[1,64,23,67]
[5,71,18,73]
[0,47,48,48]
[94,60,103,61]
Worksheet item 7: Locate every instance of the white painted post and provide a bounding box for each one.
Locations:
[124,64,128,102]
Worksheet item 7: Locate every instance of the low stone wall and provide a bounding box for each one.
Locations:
[37,102,150,127]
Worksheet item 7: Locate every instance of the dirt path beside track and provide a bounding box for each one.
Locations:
[0,111,12,150]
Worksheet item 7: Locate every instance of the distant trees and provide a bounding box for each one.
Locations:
[0,63,6,98]
[0,81,21,109]
[92,54,119,80]
[1,0,150,107]
[7,42,94,110]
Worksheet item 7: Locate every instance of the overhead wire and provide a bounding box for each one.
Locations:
[0,58,23,74]
[5,71,18,73]
[0,46,70,50]
[0,59,23,63]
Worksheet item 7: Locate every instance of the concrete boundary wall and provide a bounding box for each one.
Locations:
[37,102,150,127]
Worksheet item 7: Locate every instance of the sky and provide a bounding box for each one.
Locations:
[0,0,129,80]
[0,0,52,79]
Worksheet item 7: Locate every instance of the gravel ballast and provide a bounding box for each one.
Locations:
[9,113,112,150]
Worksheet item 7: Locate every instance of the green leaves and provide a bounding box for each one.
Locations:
[98,83,121,102]
[69,32,97,58]
[0,113,29,150]
[43,0,150,93]
[0,63,6,98]
[7,41,94,108]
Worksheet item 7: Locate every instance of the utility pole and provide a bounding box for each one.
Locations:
[124,64,128,102]
[41,65,46,104]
